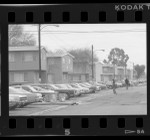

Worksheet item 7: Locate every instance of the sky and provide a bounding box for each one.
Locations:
[12,24,147,71]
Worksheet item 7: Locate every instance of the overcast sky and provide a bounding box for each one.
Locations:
[17,24,146,70]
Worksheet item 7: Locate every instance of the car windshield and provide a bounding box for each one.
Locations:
[49,84,57,89]
[55,84,64,89]
[61,84,68,88]
[80,83,88,87]
[32,86,45,91]
[66,85,73,88]
[23,86,38,92]
[9,87,23,94]
[40,85,51,90]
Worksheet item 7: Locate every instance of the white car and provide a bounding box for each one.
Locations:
[70,83,90,94]
[9,87,28,108]
[15,85,43,102]
[116,82,123,87]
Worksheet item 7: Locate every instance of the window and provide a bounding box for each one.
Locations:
[62,58,65,64]
[49,58,54,64]
[41,52,46,60]
[24,72,28,81]
[23,53,33,62]
[103,67,114,73]
[9,73,14,82]
[68,58,71,64]
[22,86,32,92]
[63,73,68,80]
[9,53,15,62]
[34,73,39,82]
[14,73,24,82]
[48,74,53,83]
[33,54,37,61]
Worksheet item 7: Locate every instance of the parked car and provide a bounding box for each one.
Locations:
[88,82,101,91]
[9,95,20,110]
[15,85,43,102]
[78,83,96,93]
[89,81,107,90]
[31,85,58,102]
[96,82,107,90]
[70,83,90,94]
[12,86,40,105]
[55,84,78,98]
[35,84,72,101]
[63,84,83,96]
[9,87,28,108]
[130,80,138,86]
[116,82,123,87]
[105,81,113,89]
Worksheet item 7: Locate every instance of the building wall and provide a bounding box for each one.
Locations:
[117,67,125,81]
[9,71,40,84]
[102,75,113,82]
[9,49,47,71]
[71,61,90,82]
[47,57,62,84]
[62,55,73,73]
[94,63,130,82]
[73,61,90,74]
[95,63,103,82]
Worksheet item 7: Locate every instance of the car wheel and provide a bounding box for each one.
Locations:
[58,93,68,102]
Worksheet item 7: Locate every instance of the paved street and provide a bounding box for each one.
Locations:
[9,85,147,116]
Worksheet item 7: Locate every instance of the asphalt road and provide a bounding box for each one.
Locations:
[9,85,147,116]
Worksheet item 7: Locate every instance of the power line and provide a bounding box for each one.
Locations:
[9,29,146,34]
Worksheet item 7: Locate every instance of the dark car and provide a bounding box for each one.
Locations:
[78,83,96,93]
[54,84,78,98]
[34,84,73,100]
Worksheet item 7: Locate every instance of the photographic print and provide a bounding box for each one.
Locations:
[8,24,147,116]
[0,28,1,116]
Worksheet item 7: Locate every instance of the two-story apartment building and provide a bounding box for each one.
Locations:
[9,46,47,84]
[70,60,91,83]
[47,50,74,84]
[117,66,125,81]
[94,62,133,82]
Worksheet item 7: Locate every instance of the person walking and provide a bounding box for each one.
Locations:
[112,78,117,95]
[125,78,129,90]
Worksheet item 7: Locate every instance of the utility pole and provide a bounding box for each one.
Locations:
[92,45,94,81]
[38,24,41,83]
[133,62,134,80]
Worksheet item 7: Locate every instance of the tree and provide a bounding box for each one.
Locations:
[134,64,145,79]
[103,59,109,64]
[107,48,129,66]
[104,48,129,78]
[9,25,36,46]
[68,48,98,63]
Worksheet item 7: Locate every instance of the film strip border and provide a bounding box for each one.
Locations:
[0,4,150,23]
[2,116,150,136]
[0,4,150,136]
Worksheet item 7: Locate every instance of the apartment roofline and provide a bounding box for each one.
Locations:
[47,53,75,58]
[9,46,48,52]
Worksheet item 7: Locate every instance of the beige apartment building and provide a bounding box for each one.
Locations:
[94,62,133,82]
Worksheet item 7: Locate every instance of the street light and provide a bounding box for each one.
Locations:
[38,24,59,83]
[91,45,105,82]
